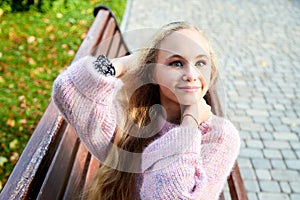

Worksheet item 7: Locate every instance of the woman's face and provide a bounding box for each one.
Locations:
[153,28,212,106]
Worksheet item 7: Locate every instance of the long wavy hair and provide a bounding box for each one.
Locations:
[86,21,218,200]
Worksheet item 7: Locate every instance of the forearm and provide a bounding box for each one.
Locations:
[52,56,123,160]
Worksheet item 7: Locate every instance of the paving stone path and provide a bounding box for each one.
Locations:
[121,0,300,199]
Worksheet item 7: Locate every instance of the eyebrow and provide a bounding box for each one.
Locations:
[166,54,209,60]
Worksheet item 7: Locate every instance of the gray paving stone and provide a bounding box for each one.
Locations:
[255,169,271,180]
[273,132,299,141]
[240,140,246,148]
[281,149,297,159]
[263,141,291,149]
[237,158,252,168]
[296,150,300,159]
[273,104,285,111]
[290,142,300,150]
[247,192,258,200]
[252,158,272,169]
[285,160,300,170]
[240,167,257,180]
[240,123,265,132]
[259,132,273,140]
[268,110,284,117]
[246,109,269,117]
[239,131,252,140]
[264,124,274,132]
[273,124,293,132]
[291,194,300,200]
[290,182,300,193]
[257,193,289,200]
[259,180,281,192]
[244,180,260,192]
[253,117,268,124]
[271,170,299,181]
[240,148,264,159]
[280,182,292,194]
[246,139,264,148]
[269,117,282,126]
[271,159,287,170]
[251,132,261,140]
[263,149,282,159]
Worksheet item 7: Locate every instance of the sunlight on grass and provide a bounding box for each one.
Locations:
[0,0,127,191]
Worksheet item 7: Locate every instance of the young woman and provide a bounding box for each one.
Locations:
[52,21,240,199]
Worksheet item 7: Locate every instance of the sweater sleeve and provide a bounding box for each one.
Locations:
[140,116,241,200]
[140,127,208,199]
[52,56,123,162]
[199,116,241,199]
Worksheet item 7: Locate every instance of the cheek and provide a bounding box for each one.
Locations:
[200,68,211,86]
[153,66,177,86]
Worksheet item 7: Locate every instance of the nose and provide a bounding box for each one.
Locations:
[182,64,198,82]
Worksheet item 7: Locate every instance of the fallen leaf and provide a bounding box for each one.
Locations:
[68,50,75,56]
[81,32,86,39]
[0,156,8,167]
[46,25,54,32]
[61,44,68,49]
[20,119,27,124]
[49,34,56,41]
[260,61,268,67]
[27,36,35,44]
[10,152,19,164]
[79,20,87,25]
[43,18,50,23]
[6,119,15,127]
[18,95,25,102]
[18,45,24,50]
[28,57,36,65]
[56,13,63,19]
[9,139,19,149]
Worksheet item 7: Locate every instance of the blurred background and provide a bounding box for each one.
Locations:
[0,0,127,191]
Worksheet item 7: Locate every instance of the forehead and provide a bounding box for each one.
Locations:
[158,29,209,57]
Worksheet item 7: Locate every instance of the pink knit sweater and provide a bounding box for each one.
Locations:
[52,56,240,200]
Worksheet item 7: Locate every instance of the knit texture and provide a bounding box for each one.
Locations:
[52,56,240,200]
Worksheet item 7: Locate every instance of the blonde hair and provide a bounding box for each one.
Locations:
[86,21,218,200]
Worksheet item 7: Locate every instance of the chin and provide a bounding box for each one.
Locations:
[178,97,199,105]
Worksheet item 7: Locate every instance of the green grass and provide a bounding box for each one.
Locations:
[0,0,127,191]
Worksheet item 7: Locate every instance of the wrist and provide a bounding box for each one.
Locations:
[181,114,199,128]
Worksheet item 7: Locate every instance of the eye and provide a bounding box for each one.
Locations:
[169,61,183,67]
[195,60,206,67]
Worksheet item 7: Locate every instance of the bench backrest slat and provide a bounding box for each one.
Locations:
[37,126,79,199]
[63,142,90,200]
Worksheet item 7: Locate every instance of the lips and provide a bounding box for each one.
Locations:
[178,86,201,92]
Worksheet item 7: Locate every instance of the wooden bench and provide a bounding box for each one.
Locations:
[0,5,248,200]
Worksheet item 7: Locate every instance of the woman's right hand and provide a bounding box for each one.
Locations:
[111,54,136,77]
[181,99,212,127]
